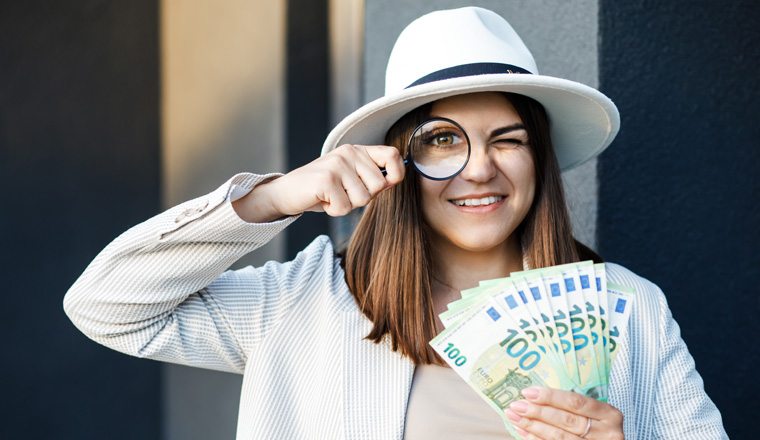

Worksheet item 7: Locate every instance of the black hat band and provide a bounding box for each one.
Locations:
[406,62,532,89]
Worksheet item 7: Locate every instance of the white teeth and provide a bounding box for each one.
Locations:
[452,196,504,206]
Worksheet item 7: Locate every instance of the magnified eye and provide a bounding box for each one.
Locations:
[407,117,471,180]
[436,134,453,145]
[424,131,462,147]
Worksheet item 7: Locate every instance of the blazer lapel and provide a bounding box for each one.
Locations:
[342,309,415,440]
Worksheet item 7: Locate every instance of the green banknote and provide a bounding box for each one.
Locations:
[491,283,565,370]
[439,283,502,328]
[511,274,576,383]
[607,283,634,365]
[432,261,636,435]
[532,269,579,385]
[594,263,611,375]
[431,297,580,435]
[478,276,569,377]
[560,264,605,400]
[519,272,570,377]
[577,262,608,401]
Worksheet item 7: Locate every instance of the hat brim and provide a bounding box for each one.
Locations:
[322,74,619,171]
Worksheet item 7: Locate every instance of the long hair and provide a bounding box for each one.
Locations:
[341,93,601,365]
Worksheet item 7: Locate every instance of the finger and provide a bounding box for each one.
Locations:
[509,400,590,437]
[363,144,406,186]
[315,143,403,215]
[315,145,374,215]
[329,144,388,196]
[521,387,607,419]
[505,409,582,440]
[340,171,374,209]
[350,146,394,195]
[316,174,354,216]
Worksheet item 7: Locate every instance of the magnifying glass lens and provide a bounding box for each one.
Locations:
[408,119,470,180]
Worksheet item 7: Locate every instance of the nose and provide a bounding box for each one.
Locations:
[457,144,497,182]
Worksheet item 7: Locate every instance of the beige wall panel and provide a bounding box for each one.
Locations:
[162,0,286,207]
[328,0,366,242]
[160,0,286,438]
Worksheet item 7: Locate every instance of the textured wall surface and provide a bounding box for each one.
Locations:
[598,2,760,438]
[1,1,161,438]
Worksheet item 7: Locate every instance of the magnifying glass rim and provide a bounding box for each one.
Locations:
[406,117,471,181]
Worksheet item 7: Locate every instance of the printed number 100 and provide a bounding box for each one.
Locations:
[443,343,467,366]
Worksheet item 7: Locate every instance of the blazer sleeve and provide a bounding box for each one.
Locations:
[651,295,728,439]
[63,172,321,374]
[606,263,728,439]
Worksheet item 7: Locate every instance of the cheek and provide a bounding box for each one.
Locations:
[504,153,536,224]
[501,149,536,201]
[418,178,447,216]
[522,163,536,204]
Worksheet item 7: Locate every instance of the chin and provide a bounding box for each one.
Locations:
[424,218,524,256]
[447,233,515,253]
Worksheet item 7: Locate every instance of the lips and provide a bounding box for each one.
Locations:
[450,195,505,207]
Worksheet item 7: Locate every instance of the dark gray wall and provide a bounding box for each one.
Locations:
[285,0,331,259]
[598,2,759,438]
[1,1,161,438]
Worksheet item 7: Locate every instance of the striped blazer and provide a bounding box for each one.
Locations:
[64,173,728,439]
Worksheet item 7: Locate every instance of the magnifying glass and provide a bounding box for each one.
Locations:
[382,117,471,180]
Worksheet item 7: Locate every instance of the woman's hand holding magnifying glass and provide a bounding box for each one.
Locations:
[233,144,405,223]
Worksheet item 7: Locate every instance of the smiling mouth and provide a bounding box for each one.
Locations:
[450,196,505,207]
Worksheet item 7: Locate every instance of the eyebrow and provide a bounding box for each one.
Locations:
[490,124,527,138]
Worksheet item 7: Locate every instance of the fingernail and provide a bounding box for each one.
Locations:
[522,387,540,400]
[384,184,395,191]
[515,426,529,436]
[510,400,529,414]
[504,409,523,423]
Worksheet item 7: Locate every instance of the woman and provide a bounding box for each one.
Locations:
[64,7,726,439]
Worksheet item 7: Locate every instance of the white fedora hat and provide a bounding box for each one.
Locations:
[321,6,620,171]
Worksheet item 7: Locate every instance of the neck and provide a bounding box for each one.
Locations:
[428,234,524,332]
[430,234,524,293]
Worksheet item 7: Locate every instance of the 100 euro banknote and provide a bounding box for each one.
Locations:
[430,296,582,437]
[432,262,634,415]
[431,297,581,408]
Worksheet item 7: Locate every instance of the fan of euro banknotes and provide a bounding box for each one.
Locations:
[429,261,634,437]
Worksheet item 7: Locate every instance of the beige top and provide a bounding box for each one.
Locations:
[403,364,515,439]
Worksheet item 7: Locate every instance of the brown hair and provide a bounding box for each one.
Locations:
[341,92,601,365]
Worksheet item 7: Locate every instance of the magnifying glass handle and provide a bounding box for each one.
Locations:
[380,159,409,176]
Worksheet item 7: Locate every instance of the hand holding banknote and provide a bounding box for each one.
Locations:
[430,262,632,439]
[504,387,624,440]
